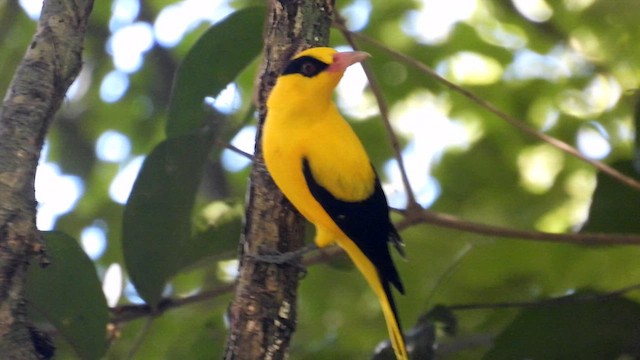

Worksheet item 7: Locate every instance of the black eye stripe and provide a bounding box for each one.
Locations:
[282,56,329,77]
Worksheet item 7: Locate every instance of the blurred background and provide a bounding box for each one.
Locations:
[2,0,639,358]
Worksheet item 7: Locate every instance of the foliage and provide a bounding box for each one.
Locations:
[26,232,109,360]
[2,0,639,358]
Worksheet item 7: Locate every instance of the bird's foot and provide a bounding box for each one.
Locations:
[248,245,318,278]
[251,244,318,265]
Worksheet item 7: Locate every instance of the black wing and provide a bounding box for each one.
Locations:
[302,158,404,294]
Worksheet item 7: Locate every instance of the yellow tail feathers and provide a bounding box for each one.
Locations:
[337,238,408,360]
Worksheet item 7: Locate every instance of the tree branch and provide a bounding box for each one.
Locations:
[223,1,335,359]
[447,282,640,311]
[0,0,94,358]
[396,208,640,245]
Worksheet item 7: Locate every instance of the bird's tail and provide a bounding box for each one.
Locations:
[339,240,408,360]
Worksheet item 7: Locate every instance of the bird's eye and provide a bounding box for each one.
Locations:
[282,56,328,77]
[300,61,317,77]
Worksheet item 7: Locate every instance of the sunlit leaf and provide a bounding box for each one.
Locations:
[122,129,215,306]
[26,232,108,360]
[178,201,244,270]
[166,7,266,137]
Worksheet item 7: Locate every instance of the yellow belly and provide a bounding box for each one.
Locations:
[262,107,375,246]
[263,128,340,240]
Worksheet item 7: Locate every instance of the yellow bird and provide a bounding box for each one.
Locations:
[263,47,408,360]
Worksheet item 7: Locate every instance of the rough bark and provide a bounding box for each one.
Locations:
[0,0,93,358]
[224,0,334,359]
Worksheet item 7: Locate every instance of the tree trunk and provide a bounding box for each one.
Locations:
[224,0,334,359]
[0,0,93,358]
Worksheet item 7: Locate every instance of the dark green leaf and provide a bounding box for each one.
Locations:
[166,7,266,137]
[484,293,640,359]
[26,232,108,360]
[123,129,215,306]
[581,161,640,233]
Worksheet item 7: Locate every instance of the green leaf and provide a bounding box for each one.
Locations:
[26,232,108,360]
[484,293,640,359]
[165,6,266,138]
[178,201,243,271]
[123,129,215,306]
[581,161,640,233]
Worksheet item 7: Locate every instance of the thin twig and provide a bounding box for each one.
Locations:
[335,15,420,209]
[217,140,254,160]
[214,102,258,161]
[425,243,475,308]
[336,24,640,193]
[397,209,640,245]
[111,283,235,324]
[447,282,640,311]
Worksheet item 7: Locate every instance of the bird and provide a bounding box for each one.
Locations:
[262,47,408,360]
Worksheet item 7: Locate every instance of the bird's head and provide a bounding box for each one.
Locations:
[268,47,370,108]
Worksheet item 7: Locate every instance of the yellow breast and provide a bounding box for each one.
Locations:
[263,102,374,235]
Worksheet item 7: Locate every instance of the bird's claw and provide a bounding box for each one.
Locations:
[249,244,318,266]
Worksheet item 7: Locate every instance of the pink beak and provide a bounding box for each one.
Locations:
[327,51,370,73]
